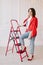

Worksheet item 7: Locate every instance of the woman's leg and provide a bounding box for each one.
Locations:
[19,32,30,45]
[28,37,35,61]
[19,32,30,50]
[29,37,35,55]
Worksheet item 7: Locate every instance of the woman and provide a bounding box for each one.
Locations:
[19,8,38,61]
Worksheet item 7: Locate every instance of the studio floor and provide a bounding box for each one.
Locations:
[0,46,43,65]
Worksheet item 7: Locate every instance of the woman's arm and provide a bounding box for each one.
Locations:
[18,17,28,27]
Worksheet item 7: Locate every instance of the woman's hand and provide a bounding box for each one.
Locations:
[18,22,26,27]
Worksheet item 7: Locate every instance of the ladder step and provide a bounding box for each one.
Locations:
[17,47,26,54]
[16,37,19,39]
[15,43,21,46]
[14,30,19,32]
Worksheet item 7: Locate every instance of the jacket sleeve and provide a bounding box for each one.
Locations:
[23,17,28,26]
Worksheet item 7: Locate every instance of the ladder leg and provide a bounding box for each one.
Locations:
[5,40,10,56]
[12,43,15,53]
[5,32,11,56]
[25,49,28,57]
[20,54,23,62]
[13,40,18,53]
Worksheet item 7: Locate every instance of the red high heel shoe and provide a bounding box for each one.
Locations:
[28,55,34,61]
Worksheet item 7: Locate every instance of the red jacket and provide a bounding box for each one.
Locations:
[23,17,38,38]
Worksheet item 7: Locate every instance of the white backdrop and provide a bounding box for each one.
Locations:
[0,0,43,47]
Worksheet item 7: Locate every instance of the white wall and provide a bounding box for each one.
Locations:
[0,0,43,47]
[0,0,19,47]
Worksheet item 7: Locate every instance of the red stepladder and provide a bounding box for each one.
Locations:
[5,19,28,62]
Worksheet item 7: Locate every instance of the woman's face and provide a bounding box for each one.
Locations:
[28,9,32,18]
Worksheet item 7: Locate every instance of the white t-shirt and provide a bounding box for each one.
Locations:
[26,16,32,29]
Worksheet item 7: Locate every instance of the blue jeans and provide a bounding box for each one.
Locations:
[19,32,35,55]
